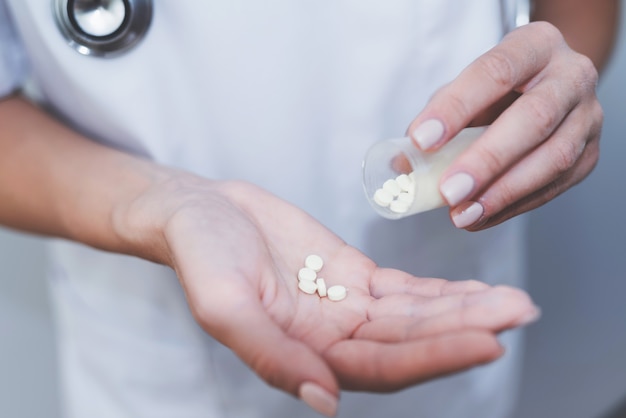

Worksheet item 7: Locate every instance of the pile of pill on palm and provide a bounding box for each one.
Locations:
[372,173,416,214]
[297,254,347,301]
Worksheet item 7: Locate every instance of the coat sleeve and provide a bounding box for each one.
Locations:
[0,0,27,98]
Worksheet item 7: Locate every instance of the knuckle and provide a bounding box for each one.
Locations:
[522,95,559,135]
[487,181,517,212]
[438,85,472,121]
[577,53,599,82]
[585,102,604,145]
[588,135,600,155]
[589,99,604,130]
[542,179,564,203]
[571,53,599,90]
[531,21,565,46]
[552,139,583,174]
[478,50,518,88]
[475,144,507,180]
[594,100,605,125]
[560,153,598,192]
[580,141,600,176]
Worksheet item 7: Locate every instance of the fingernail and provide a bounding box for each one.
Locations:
[299,382,338,417]
[412,119,444,150]
[515,307,542,327]
[452,202,483,229]
[440,172,475,206]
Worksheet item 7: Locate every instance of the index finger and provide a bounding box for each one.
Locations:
[408,22,564,150]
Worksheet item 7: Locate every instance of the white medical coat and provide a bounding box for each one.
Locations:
[0,1,527,417]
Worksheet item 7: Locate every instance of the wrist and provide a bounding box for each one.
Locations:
[108,161,185,266]
[110,165,232,268]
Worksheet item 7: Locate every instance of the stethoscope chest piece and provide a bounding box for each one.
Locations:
[53,0,152,57]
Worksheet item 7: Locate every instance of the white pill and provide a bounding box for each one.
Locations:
[298,267,317,282]
[304,254,324,272]
[316,278,327,297]
[382,179,402,197]
[373,188,394,207]
[327,285,347,301]
[389,199,410,214]
[298,280,318,295]
[397,192,414,204]
[395,174,414,192]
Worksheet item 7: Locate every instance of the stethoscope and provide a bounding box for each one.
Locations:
[53,0,152,57]
[53,0,531,58]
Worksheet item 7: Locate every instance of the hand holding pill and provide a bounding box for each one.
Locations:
[407,22,603,230]
[156,179,540,417]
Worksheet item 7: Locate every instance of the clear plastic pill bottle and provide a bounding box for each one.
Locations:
[362,126,487,219]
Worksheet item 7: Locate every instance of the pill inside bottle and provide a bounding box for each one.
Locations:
[362,126,487,219]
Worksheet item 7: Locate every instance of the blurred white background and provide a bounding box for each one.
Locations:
[1,7,625,418]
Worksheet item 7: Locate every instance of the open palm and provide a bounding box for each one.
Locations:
[158,178,538,415]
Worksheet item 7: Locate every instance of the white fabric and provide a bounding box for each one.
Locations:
[2,1,527,417]
[0,0,26,96]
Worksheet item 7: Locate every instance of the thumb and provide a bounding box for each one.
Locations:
[200,300,340,417]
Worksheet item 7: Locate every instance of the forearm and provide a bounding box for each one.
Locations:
[532,0,621,72]
[0,95,173,263]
